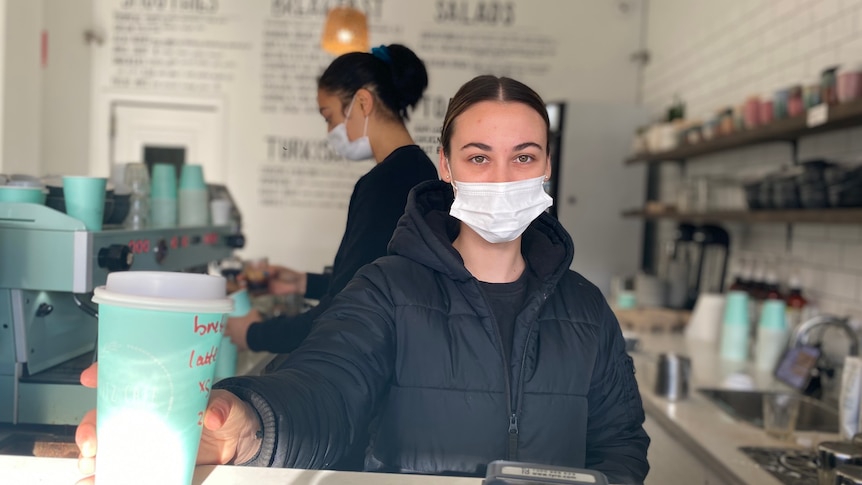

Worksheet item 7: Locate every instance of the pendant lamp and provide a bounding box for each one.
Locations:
[321,5,369,55]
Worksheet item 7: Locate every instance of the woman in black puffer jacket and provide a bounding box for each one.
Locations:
[77,75,650,485]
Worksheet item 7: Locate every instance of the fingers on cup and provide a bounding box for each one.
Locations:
[204,397,230,431]
[76,408,98,457]
[80,363,98,387]
[75,474,96,485]
[77,455,96,476]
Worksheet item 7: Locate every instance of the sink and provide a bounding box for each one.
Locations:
[698,388,838,433]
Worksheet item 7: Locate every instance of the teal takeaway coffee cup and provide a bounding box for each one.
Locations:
[214,289,251,381]
[150,163,178,199]
[229,288,251,317]
[92,271,233,485]
[214,337,237,382]
[62,176,107,231]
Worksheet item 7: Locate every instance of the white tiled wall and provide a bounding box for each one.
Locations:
[643,0,862,322]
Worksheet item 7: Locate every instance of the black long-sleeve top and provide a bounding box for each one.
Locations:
[245,145,438,352]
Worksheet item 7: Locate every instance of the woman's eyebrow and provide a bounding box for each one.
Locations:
[514,142,543,151]
[460,142,492,151]
[459,141,543,151]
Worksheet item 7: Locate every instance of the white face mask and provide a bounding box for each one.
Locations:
[449,175,553,243]
[326,96,373,161]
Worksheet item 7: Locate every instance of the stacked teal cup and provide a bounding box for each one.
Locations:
[178,164,209,227]
[62,176,107,231]
[150,163,178,228]
[719,290,751,362]
[215,289,252,382]
[759,299,787,328]
[755,299,789,371]
[92,272,232,485]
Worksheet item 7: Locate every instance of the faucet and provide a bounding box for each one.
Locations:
[790,314,860,400]
[791,314,859,356]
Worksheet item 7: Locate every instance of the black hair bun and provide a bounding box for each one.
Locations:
[384,44,428,119]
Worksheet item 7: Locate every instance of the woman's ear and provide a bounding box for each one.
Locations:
[438,150,451,182]
[354,88,375,117]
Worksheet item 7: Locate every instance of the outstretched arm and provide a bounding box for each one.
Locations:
[214,263,396,469]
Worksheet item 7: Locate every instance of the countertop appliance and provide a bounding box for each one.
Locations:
[674,223,729,310]
[0,201,244,426]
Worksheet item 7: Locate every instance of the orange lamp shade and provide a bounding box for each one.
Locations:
[321,6,369,55]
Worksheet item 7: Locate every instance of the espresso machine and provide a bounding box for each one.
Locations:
[0,198,244,426]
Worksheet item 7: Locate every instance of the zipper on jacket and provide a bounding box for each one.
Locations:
[491,311,516,460]
[507,413,519,459]
[481,278,551,461]
[507,291,549,461]
[477,280,518,461]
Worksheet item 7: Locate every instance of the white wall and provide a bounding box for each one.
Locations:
[0,1,645,288]
[80,0,644,274]
[642,0,862,321]
[0,0,6,164]
[40,0,94,176]
[1,0,42,175]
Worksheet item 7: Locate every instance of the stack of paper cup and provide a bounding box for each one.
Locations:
[685,293,726,343]
[210,198,232,226]
[150,163,177,228]
[720,290,751,362]
[754,299,789,371]
[178,164,208,227]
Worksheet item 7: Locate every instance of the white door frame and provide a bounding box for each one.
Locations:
[92,94,227,186]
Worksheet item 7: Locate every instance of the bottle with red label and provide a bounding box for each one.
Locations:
[763,260,784,301]
[784,274,808,331]
[728,256,751,293]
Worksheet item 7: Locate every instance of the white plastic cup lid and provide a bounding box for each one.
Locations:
[93,271,233,313]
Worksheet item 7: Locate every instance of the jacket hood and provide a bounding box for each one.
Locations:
[387,180,575,287]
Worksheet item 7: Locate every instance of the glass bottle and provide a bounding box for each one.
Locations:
[763,260,784,301]
[123,163,150,229]
[728,256,750,293]
[784,275,808,331]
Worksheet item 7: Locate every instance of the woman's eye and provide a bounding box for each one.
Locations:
[469,155,488,164]
[516,154,533,163]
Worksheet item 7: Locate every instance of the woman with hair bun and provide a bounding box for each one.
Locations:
[226,44,438,354]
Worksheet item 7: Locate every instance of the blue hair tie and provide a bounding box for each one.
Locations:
[371,45,392,65]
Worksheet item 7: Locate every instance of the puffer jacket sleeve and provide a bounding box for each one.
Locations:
[584,300,650,484]
[213,262,396,469]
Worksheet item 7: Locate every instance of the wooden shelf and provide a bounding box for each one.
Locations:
[625,98,862,164]
[622,207,862,224]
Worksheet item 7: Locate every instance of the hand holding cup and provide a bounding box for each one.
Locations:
[77,271,253,485]
[268,265,307,296]
[225,308,262,351]
[75,363,263,484]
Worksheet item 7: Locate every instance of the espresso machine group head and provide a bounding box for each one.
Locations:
[0,199,244,426]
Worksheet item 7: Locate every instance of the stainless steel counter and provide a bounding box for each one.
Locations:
[632,332,838,485]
